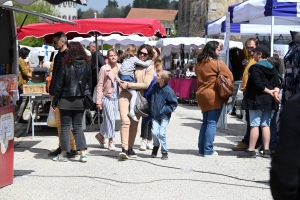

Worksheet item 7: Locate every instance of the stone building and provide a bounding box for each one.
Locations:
[178,0,242,37]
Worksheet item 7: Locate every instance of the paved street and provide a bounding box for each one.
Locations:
[1,104,272,200]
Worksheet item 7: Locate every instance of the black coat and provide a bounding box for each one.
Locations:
[270,93,300,200]
[242,63,281,110]
[49,49,68,95]
[91,51,105,90]
[52,57,92,107]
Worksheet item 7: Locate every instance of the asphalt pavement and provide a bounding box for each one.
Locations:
[0,103,273,200]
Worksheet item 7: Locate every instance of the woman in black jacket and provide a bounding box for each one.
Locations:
[238,45,281,158]
[52,42,92,162]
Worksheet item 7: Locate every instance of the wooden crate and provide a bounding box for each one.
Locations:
[23,84,46,94]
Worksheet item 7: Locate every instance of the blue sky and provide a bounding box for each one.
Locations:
[78,0,134,12]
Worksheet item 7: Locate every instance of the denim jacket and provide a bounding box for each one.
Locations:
[148,83,178,120]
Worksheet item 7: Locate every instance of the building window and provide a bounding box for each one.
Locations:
[58,15,61,18]
[62,15,66,19]
[68,2,72,7]
[72,16,76,20]
[58,4,61,7]
[63,2,66,7]
[73,2,76,7]
[69,15,71,20]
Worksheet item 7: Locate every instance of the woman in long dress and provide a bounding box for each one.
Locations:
[95,49,120,150]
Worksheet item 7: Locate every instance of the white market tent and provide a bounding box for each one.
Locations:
[228,0,300,56]
[206,16,300,36]
[69,34,150,46]
[156,37,243,52]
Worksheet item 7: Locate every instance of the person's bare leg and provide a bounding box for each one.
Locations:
[261,126,270,150]
[248,126,259,151]
[80,149,86,156]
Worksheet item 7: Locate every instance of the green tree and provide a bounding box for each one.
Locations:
[101,6,122,18]
[14,1,57,46]
[77,8,84,19]
[122,4,132,18]
[169,0,179,10]
[146,0,156,8]
[82,8,100,18]
[132,0,146,8]
[107,0,118,8]
[158,0,170,9]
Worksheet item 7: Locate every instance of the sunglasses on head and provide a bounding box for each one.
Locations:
[139,52,148,56]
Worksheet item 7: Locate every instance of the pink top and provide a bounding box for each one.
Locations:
[96,63,121,105]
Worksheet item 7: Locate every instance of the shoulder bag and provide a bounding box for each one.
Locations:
[215,60,234,99]
[74,65,94,109]
[134,91,149,117]
[134,67,150,117]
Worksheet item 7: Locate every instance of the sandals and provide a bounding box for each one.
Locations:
[95,133,106,148]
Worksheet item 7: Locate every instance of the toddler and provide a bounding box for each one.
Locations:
[118,44,152,122]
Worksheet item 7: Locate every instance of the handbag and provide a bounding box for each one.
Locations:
[134,91,149,117]
[215,60,234,99]
[73,65,93,109]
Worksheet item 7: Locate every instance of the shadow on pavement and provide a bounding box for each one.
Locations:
[14,170,35,177]
[168,148,199,156]
[214,142,235,150]
[180,122,201,130]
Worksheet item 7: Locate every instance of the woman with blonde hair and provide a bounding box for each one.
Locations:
[139,46,163,151]
[196,41,233,157]
[95,49,121,150]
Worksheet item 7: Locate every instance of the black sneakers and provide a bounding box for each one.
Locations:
[48,147,61,157]
[128,149,137,158]
[161,153,168,160]
[237,150,256,158]
[151,146,159,158]
[119,148,129,160]
[262,150,271,158]
[67,150,79,158]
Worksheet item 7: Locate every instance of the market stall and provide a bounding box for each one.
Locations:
[228,0,300,56]
[155,37,242,104]
[0,0,86,189]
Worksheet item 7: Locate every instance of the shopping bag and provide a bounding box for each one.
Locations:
[47,106,57,127]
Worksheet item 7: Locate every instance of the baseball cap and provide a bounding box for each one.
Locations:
[250,45,270,57]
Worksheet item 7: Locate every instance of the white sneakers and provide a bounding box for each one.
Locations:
[140,140,147,151]
[140,140,154,151]
[204,151,218,157]
[53,154,68,162]
[146,142,153,150]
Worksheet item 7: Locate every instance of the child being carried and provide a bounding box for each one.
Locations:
[118,44,152,122]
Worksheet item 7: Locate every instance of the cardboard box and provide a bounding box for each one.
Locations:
[23,84,46,94]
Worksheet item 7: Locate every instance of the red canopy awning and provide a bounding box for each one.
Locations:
[17,18,167,43]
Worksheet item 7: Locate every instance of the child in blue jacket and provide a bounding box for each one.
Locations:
[147,70,178,160]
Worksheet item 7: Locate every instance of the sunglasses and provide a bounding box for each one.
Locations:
[139,52,148,56]
[52,40,59,45]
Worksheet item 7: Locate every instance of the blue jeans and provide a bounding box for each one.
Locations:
[152,118,169,154]
[198,105,223,155]
[270,109,278,150]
